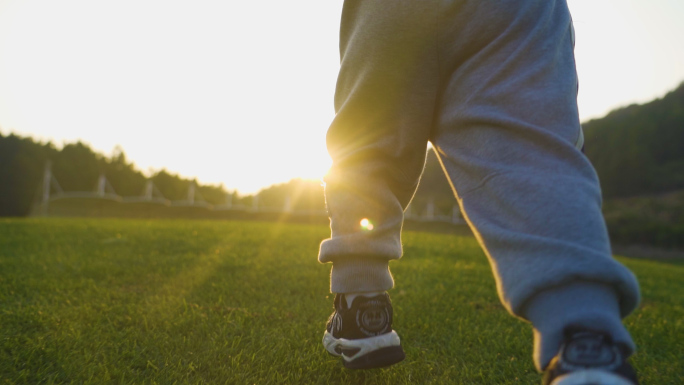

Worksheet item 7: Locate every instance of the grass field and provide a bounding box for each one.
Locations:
[1,219,682,384]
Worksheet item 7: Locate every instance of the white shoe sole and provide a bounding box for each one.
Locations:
[551,369,635,385]
[322,330,401,362]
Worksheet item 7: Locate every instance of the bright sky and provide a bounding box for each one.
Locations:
[0,0,682,194]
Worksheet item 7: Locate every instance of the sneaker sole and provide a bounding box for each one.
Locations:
[323,330,405,369]
[551,369,635,385]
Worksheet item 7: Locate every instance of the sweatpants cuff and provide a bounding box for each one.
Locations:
[329,257,394,293]
[524,281,635,371]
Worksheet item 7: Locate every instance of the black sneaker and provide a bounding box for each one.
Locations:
[322,293,405,369]
[543,328,638,385]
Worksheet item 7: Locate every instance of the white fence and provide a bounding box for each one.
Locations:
[35,161,464,224]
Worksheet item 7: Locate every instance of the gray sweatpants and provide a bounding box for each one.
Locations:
[318,0,640,370]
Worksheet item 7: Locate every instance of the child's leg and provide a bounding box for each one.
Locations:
[429,0,640,370]
[319,1,443,369]
[320,0,641,376]
[319,0,441,293]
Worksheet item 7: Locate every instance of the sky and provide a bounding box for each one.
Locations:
[0,0,683,194]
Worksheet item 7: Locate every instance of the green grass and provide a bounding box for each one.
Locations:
[1,218,682,384]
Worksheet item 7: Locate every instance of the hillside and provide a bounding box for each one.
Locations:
[583,82,684,198]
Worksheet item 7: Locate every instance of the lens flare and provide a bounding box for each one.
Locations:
[360,218,374,231]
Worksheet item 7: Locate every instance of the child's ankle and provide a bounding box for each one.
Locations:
[344,291,386,308]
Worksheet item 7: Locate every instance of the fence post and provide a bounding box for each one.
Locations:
[42,161,52,216]
[188,183,195,205]
[284,195,292,213]
[97,174,106,197]
[426,197,435,220]
[144,180,153,201]
[452,205,461,224]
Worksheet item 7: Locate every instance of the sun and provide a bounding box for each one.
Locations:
[360,218,374,231]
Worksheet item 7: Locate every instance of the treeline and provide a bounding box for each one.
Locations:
[0,134,234,216]
[0,131,458,218]
[583,82,684,198]
[257,179,325,213]
[2,81,683,222]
